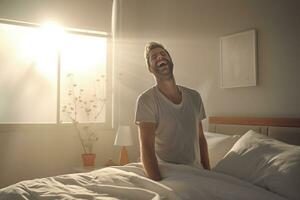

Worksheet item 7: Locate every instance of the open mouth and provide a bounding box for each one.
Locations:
[158,63,166,68]
[156,60,168,68]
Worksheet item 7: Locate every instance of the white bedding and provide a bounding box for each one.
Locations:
[204,131,240,168]
[0,162,286,200]
[214,130,300,200]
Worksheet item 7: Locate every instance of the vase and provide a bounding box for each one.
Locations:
[81,153,96,167]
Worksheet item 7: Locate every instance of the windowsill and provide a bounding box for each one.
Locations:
[0,123,116,132]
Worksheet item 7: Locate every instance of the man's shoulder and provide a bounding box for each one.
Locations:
[137,86,157,101]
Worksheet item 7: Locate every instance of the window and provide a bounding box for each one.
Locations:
[60,33,108,124]
[0,22,111,126]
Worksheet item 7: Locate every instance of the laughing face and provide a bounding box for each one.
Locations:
[148,47,174,80]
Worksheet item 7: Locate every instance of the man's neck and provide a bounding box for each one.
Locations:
[156,78,182,104]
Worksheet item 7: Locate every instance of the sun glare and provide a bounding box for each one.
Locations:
[35,22,64,79]
[19,21,107,84]
[20,22,65,82]
[40,22,65,48]
[61,34,107,76]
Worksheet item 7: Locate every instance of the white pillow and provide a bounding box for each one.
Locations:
[214,130,300,200]
[204,131,240,168]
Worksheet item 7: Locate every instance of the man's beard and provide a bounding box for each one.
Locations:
[154,60,174,81]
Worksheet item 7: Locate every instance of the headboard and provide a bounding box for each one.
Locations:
[208,116,300,145]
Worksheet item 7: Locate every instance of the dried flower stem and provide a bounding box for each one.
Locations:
[62,73,106,154]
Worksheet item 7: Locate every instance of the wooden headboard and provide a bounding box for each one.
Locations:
[208,116,300,145]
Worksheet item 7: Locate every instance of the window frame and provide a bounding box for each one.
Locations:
[0,19,113,130]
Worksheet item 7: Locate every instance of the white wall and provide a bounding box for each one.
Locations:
[0,0,112,32]
[117,0,300,160]
[0,127,118,188]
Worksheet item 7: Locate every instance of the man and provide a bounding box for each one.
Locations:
[135,42,210,181]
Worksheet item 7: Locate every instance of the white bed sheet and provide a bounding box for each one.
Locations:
[0,162,287,200]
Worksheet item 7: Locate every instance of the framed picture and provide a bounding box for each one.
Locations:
[220,29,257,88]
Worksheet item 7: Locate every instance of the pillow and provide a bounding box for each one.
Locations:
[213,130,300,200]
[204,131,240,168]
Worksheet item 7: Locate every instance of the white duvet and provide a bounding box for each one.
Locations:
[0,162,287,200]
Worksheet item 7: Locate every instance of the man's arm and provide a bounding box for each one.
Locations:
[138,122,162,181]
[198,121,211,170]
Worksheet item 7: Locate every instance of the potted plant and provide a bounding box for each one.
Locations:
[61,73,106,166]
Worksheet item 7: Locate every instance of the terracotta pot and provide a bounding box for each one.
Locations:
[81,153,96,167]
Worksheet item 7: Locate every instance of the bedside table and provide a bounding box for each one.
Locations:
[73,165,105,173]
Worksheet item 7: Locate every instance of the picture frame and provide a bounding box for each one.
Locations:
[220,29,257,88]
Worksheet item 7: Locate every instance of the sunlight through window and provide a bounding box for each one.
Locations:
[19,22,65,82]
[0,22,108,124]
[0,23,57,123]
[60,34,107,123]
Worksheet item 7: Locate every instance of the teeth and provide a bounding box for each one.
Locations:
[157,60,167,67]
[158,63,165,67]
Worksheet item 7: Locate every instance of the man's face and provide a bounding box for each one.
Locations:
[148,47,173,80]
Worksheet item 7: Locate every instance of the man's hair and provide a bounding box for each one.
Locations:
[144,41,170,68]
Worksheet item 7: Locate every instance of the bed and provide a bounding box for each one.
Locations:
[0,116,299,200]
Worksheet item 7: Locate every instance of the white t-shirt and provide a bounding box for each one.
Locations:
[135,85,206,168]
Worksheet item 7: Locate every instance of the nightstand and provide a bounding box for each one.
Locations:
[73,165,105,173]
